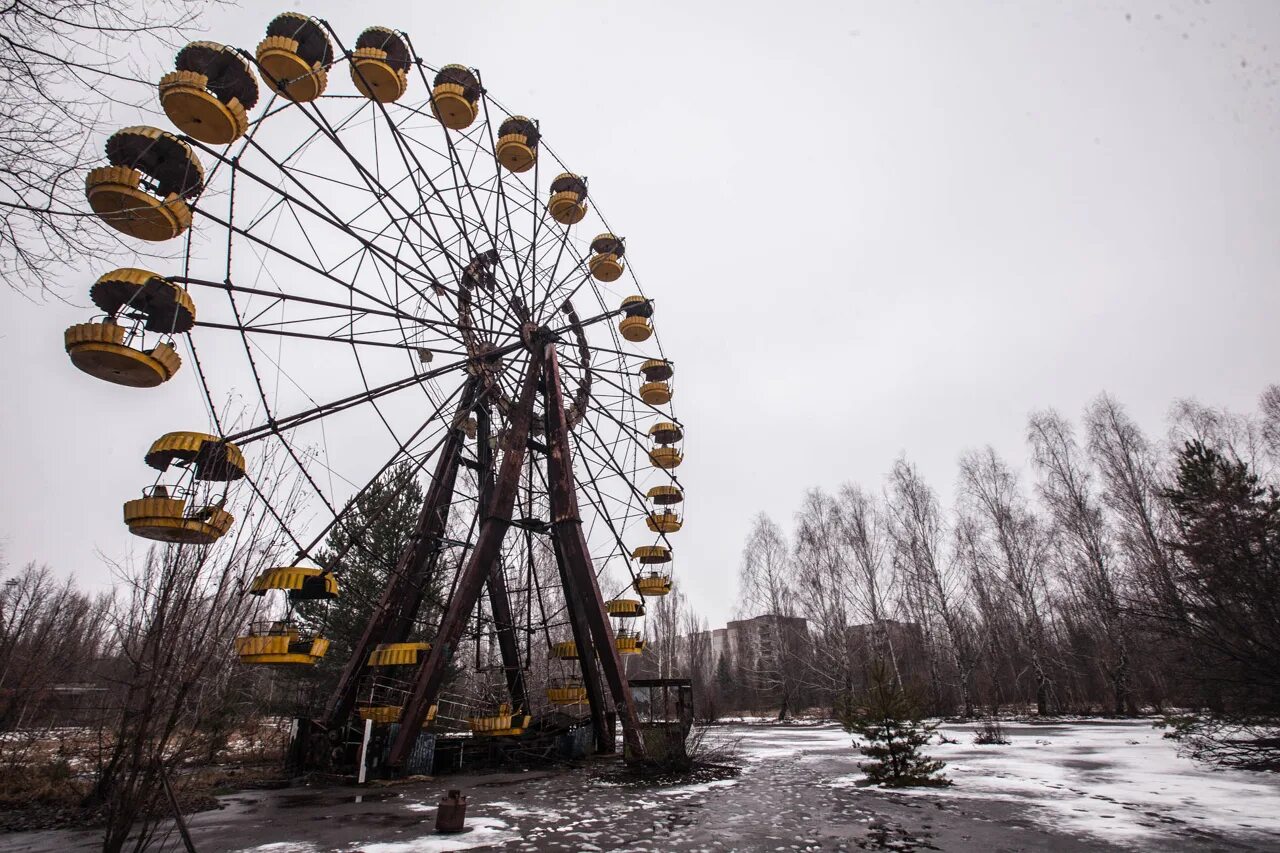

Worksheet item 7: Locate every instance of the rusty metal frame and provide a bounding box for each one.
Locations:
[543,342,646,760]
[387,348,544,767]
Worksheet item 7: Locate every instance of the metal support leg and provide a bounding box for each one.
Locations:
[551,533,611,752]
[387,352,543,767]
[542,343,647,761]
[476,403,529,714]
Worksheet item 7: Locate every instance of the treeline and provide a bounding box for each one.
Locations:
[659,389,1280,766]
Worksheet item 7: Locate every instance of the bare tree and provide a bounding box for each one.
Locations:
[0,0,218,291]
[648,586,687,681]
[1029,409,1134,715]
[835,484,901,685]
[736,512,803,718]
[886,458,977,716]
[90,455,305,853]
[1169,397,1271,479]
[681,611,717,722]
[1085,395,1185,631]
[959,448,1057,715]
[1260,385,1280,466]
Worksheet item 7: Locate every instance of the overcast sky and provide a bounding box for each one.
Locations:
[3,1,1278,628]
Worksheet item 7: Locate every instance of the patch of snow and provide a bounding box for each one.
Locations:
[481,800,565,822]
[654,778,739,796]
[235,844,319,853]
[351,817,518,852]
[881,720,1280,843]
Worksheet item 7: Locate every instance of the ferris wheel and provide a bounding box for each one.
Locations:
[65,13,685,766]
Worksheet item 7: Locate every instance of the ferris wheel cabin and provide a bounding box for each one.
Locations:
[256,13,333,102]
[159,42,259,145]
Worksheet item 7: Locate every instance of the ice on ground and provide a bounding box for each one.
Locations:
[352,817,518,852]
[709,721,851,763]
[235,844,320,853]
[482,800,566,822]
[859,719,1280,844]
[654,778,740,797]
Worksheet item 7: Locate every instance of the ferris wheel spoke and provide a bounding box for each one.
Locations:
[199,135,462,326]
[187,203,463,333]
[173,276,436,327]
[234,135,458,314]
[563,430,645,589]
[191,320,465,355]
[226,353,478,445]
[474,90,541,321]
[560,349,683,427]
[575,406,682,550]
[375,117,534,343]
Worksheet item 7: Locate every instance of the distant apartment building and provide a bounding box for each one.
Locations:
[687,615,924,672]
[687,613,810,667]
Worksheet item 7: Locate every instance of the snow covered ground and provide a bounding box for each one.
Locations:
[918,719,1280,844]
[733,718,1280,848]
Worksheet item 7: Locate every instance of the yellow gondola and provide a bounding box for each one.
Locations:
[350,27,411,103]
[546,683,589,706]
[357,704,437,724]
[638,359,674,405]
[430,65,481,129]
[618,295,653,342]
[256,13,333,102]
[648,420,684,471]
[145,432,246,481]
[123,488,233,544]
[469,704,531,736]
[367,641,431,667]
[496,116,540,173]
[646,485,684,533]
[548,173,588,224]
[606,597,645,617]
[588,233,625,282]
[550,640,578,660]
[159,42,259,144]
[85,127,203,241]
[615,631,645,655]
[64,269,193,387]
[631,545,671,564]
[635,571,673,597]
[235,621,329,665]
[249,566,339,600]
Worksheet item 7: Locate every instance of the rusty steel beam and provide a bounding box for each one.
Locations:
[542,343,646,760]
[476,404,529,715]
[551,533,612,752]
[387,350,544,767]
[321,378,481,732]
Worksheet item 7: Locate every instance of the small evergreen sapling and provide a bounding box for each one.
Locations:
[838,662,949,787]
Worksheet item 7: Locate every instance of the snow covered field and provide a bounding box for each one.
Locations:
[899,719,1280,844]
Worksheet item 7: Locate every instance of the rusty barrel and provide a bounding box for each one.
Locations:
[435,789,467,833]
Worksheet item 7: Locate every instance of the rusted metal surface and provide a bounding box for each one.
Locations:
[476,403,529,715]
[387,351,544,767]
[551,534,612,753]
[542,343,646,761]
[434,789,467,833]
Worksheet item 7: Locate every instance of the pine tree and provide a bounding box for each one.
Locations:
[1163,441,1280,715]
[839,660,948,787]
[296,463,428,694]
